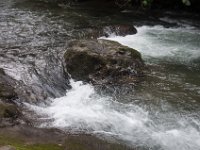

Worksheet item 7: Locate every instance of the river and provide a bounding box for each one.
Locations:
[0,0,200,150]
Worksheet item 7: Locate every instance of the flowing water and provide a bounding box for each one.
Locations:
[1,0,200,150]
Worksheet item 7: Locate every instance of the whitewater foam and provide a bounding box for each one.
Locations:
[103,25,200,64]
[27,79,200,150]
[26,25,200,150]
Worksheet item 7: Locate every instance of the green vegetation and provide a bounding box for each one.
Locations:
[64,135,132,150]
[0,135,63,150]
[0,133,132,150]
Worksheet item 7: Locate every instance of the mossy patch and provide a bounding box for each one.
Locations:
[0,135,63,150]
[65,135,132,150]
[0,103,19,118]
[0,127,136,150]
[118,47,142,60]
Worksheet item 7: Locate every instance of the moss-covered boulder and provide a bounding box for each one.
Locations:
[64,39,144,84]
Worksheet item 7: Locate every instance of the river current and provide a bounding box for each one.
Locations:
[0,0,200,150]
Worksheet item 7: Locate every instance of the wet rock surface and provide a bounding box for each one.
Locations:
[0,125,134,150]
[76,24,137,39]
[0,69,20,127]
[1,0,200,149]
[64,39,144,85]
[0,53,69,104]
[102,24,137,37]
[0,69,17,102]
[0,103,19,119]
[0,103,20,127]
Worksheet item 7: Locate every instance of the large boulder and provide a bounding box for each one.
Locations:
[64,39,144,85]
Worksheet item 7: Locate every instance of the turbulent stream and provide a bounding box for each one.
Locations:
[0,0,200,150]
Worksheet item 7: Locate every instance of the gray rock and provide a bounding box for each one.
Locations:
[0,68,20,127]
[64,39,144,85]
[102,24,137,37]
[0,68,17,101]
[74,24,137,39]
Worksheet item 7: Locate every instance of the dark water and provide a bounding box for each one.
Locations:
[1,0,200,150]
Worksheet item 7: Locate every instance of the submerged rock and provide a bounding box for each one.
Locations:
[0,69,17,101]
[0,68,20,127]
[0,84,16,100]
[0,102,20,127]
[74,24,137,39]
[64,39,144,85]
[102,24,137,37]
[0,103,19,119]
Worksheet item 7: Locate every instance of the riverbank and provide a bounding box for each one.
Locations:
[0,125,133,150]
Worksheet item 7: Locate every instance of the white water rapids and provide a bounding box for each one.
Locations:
[106,25,200,63]
[27,25,200,150]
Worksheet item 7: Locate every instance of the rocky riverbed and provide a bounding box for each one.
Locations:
[0,0,143,148]
[0,29,141,150]
[0,0,200,150]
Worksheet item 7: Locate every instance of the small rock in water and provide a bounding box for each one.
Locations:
[75,24,137,39]
[0,68,17,101]
[102,24,137,37]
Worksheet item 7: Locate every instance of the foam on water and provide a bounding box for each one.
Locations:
[27,79,200,150]
[26,25,200,149]
[104,25,200,63]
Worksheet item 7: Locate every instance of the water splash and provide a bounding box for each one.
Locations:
[104,25,200,64]
[27,79,200,150]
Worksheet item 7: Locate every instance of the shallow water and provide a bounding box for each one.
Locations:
[1,0,200,149]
